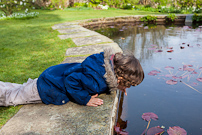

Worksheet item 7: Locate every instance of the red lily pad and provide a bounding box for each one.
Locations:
[114,122,129,135]
[191,82,198,86]
[142,112,158,121]
[155,49,163,52]
[184,68,195,72]
[192,71,197,74]
[167,50,174,53]
[147,126,165,135]
[197,78,202,82]
[165,66,174,70]
[167,126,187,135]
[166,80,178,85]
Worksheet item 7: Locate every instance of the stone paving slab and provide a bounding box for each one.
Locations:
[58,31,102,39]
[0,92,118,135]
[57,27,91,34]
[62,56,88,63]
[52,25,84,30]
[66,43,122,56]
[72,35,114,46]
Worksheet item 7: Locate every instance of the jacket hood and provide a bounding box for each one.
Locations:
[103,48,118,91]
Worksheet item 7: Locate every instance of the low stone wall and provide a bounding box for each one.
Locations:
[81,15,186,29]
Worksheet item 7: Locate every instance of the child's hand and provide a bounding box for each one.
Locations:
[86,94,103,107]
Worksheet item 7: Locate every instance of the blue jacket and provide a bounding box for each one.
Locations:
[37,49,118,105]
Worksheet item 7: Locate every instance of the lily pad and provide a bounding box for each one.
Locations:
[167,50,174,53]
[142,112,158,121]
[147,126,165,135]
[197,78,202,82]
[166,80,178,85]
[167,126,187,135]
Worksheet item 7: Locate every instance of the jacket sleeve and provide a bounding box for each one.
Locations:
[64,72,100,105]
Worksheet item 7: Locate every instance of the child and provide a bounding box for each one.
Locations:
[0,48,144,107]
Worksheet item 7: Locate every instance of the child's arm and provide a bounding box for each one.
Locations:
[86,94,103,107]
[65,72,104,106]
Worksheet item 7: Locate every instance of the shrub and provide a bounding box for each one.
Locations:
[166,13,178,22]
[0,0,34,16]
[140,15,157,24]
[192,13,202,22]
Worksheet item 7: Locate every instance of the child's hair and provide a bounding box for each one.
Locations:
[113,52,144,87]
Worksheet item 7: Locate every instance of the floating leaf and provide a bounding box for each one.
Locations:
[192,71,197,74]
[155,49,163,52]
[197,78,202,82]
[182,43,186,44]
[114,123,121,133]
[199,67,202,70]
[180,46,185,49]
[148,70,161,76]
[114,122,129,135]
[191,82,198,86]
[167,50,174,53]
[147,126,165,135]
[142,112,158,121]
[166,80,178,85]
[167,126,187,135]
[165,66,174,70]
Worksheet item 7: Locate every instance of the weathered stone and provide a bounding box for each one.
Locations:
[58,31,102,39]
[0,91,118,135]
[52,25,84,30]
[57,27,91,34]
[72,35,114,46]
[62,56,87,63]
[66,43,122,56]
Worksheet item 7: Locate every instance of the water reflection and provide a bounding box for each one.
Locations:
[92,24,202,135]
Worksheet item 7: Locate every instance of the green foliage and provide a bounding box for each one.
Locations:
[0,0,33,16]
[166,13,177,22]
[140,15,157,24]
[121,3,134,9]
[73,2,88,7]
[192,13,202,22]
[50,0,66,9]
[0,12,39,20]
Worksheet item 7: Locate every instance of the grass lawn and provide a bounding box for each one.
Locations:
[0,9,164,128]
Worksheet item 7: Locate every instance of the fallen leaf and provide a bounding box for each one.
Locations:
[197,78,202,82]
[142,112,158,121]
[167,50,174,53]
[166,80,178,85]
[180,46,185,49]
[167,126,187,135]
[165,66,174,70]
[155,49,163,52]
[147,126,165,135]
[182,43,186,44]
[192,71,197,74]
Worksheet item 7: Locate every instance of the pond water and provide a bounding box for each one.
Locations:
[93,24,202,134]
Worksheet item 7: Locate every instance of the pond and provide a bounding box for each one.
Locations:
[92,24,202,134]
